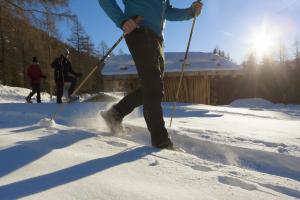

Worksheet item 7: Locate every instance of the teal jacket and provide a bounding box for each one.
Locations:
[98,0,195,38]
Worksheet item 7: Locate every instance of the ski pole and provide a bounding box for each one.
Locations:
[169,13,198,128]
[50,16,143,122]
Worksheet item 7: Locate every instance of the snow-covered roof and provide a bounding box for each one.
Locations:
[102,52,241,77]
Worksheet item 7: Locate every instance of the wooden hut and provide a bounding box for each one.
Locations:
[101,52,243,105]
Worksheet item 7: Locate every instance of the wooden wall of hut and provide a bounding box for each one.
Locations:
[211,76,244,105]
[103,75,211,104]
[103,79,140,92]
[163,76,210,104]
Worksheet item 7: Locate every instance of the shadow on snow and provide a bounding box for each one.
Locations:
[0,146,157,200]
[0,129,95,178]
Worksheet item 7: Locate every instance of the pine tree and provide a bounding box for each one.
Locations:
[0,3,6,84]
[99,41,114,57]
[218,49,221,57]
[0,1,101,94]
[294,40,300,102]
[279,42,286,64]
[243,53,257,75]
[0,0,72,89]
[68,17,89,53]
[244,53,257,97]
[226,52,231,60]
[294,40,299,67]
[220,50,225,57]
[213,47,218,54]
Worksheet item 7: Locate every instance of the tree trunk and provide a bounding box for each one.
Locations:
[0,5,5,84]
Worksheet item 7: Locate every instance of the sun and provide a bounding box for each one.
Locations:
[252,31,273,57]
[249,21,280,61]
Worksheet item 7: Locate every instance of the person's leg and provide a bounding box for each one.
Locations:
[114,88,143,118]
[26,91,34,101]
[35,84,41,103]
[124,28,172,148]
[26,84,37,102]
[64,76,77,97]
[56,80,64,103]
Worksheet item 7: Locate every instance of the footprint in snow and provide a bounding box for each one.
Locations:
[191,165,212,172]
[106,141,128,148]
[218,176,257,191]
[259,183,300,199]
[277,146,289,154]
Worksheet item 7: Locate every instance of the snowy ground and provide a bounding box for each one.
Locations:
[0,84,300,200]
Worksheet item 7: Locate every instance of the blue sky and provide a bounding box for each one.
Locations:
[60,0,300,63]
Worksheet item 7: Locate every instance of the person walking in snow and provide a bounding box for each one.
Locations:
[51,48,82,104]
[99,0,203,149]
[26,57,46,103]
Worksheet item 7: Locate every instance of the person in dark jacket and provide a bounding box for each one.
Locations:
[99,0,203,149]
[26,57,46,103]
[51,48,82,104]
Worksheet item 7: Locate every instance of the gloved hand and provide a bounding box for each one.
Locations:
[122,18,138,35]
[192,1,203,16]
[121,16,143,35]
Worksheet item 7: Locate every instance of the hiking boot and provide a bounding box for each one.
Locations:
[57,98,62,104]
[25,96,32,103]
[153,139,174,150]
[100,106,124,135]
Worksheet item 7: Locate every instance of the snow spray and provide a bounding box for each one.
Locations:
[39,118,56,128]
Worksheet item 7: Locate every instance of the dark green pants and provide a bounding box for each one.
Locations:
[56,76,77,103]
[27,83,41,103]
[115,28,172,148]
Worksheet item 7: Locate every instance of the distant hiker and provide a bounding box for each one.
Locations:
[99,0,203,149]
[26,57,46,103]
[51,48,82,104]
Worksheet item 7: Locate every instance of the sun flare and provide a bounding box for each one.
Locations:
[250,21,280,60]
[252,32,273,57]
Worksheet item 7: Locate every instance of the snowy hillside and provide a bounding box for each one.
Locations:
[0,84,300,200]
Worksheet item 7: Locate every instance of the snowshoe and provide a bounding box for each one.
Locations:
[153,139,174,150]
[100,106,125,135]
[25,97,32,103]
[67,95,80,103]
[171,146,186,153]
